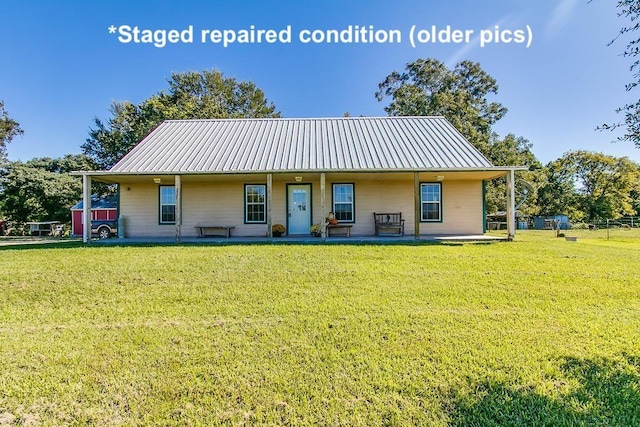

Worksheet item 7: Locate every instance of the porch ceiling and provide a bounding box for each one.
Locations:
[82,169,514,185]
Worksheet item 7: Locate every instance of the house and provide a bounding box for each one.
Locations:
[70,195,118,236]
[73,116,524,241]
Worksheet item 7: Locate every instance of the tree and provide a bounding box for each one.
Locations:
[598,0,640,147]
[22,154,96,174]
[631,185,640,215]
[537,159,583,220]
[0,155,92,223]
[0,100,23,160]
[82,101,153,170]
[376,58,507,154]
[569,151,639,219]
[539,151,640,221]
[82,69,280,169]
[376,59,544,216]
[483,133,543,215]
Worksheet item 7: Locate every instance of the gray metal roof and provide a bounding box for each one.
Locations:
[71,195,118,210]
[109,116,494,173]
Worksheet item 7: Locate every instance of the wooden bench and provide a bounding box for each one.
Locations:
[373,212,405,236]
[327,224,353,237]
[195,225,235,238]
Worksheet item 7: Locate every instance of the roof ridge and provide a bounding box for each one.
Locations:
[162,116,447,123]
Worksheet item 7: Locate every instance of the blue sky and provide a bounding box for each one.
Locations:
[1,0,639,165]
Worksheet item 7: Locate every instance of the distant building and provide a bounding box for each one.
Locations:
[533,215,570,230]
[70,196,117,236]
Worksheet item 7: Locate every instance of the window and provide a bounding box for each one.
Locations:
[332,183,354,222]
[245,184,266,223]
[421,183,442,222]
[159,186,176,224]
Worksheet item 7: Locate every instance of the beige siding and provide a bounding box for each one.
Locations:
[121,181,278,237]
[326,179,483,236]
[419,180,483,235]
[119,174,484,237]
[183,182,266,237]
[120,183,174,238]
[329,179,414,236]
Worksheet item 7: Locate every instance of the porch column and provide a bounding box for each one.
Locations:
[506,169,516,241]
[414,172,420,239]
[267,173,273,239]
[82,174,92,244]
[175,175,182,242]
[320,172,326,240]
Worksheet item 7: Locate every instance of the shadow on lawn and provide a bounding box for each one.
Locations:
[448,355,640,426]
[0,239,84,251]
[0,239,494,250]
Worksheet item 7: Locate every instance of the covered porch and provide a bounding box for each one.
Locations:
[90,233,510,245]
[76,168,523,243]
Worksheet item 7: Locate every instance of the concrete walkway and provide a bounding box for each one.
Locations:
[89,234,508,245]
[0,236,82,247]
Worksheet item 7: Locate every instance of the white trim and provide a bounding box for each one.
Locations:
[159,185,176,224]
[82,175,91,243]
[506,169,516,240]
[245,184,267,224]
[332,183,355,223]
[420,183,443,222]
[71,167,528,177]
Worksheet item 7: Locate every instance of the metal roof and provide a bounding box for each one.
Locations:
[109,116,494,174]
[71,195,118,210]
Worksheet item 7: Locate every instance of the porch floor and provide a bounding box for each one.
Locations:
[91,234,509,245]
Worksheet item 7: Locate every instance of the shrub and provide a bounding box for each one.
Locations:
[272,224,286,234]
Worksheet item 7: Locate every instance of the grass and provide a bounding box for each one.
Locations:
[0,231,639,425]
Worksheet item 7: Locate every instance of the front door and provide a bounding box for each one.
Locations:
[288,184,311,235]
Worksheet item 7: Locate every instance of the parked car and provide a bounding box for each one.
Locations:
[91,219,118,239]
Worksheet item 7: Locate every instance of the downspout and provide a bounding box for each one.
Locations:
[482,180,487,233]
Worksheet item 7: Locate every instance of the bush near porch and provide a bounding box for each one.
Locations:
[0,231,638,425]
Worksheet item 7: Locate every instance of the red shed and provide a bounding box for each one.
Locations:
[71,196,118,236]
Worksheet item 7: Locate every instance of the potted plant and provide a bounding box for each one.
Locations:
[326,212,338,225]
[272,224,286,237]
[310,223,322,237]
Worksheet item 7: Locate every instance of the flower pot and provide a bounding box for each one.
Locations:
[273,231,283,237]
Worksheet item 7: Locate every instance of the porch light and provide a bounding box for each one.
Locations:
[295,176,303,182]
[436,175,444,181]
[153,178,162,184]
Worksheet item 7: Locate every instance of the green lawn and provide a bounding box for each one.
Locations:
[1,231,639,425]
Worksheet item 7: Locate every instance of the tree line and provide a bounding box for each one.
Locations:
[0,71,280,230]
[0,63,638,230]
